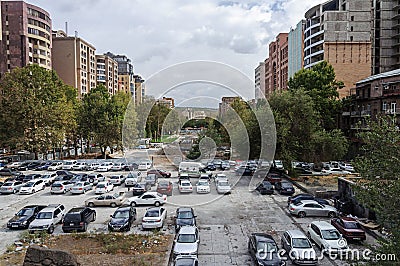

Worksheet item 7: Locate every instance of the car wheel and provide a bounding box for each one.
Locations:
[88,202,95,207]
[328,211,336,218]
[298,211,306,218]
[131,202,137,207]
[32,189,35,194]
[89,178,94,183]
[83,223,88,232]
[154,201,160,207]
[92,213,96,222]
[48,225,54,234]
[13,189,17,194]
[110,203,117,208]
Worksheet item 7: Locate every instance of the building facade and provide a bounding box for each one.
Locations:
[156,97,174,109]
[96,54,118,95]
[0,1,52,77]
[134,74,145,104]
[254,62,265,99]
[218,96,241,117]
[288,20,305,79]
[105,52,135,96]
[264,33,289,97]
[52,30,96,97]
[304,0,372,98]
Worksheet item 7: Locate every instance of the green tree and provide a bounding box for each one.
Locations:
[288,61,343,130]
[0,65,76,159]
[353,116,400,262]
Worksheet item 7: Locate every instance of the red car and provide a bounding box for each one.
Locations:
[265,173,281,184]
[156,180,173,196]
[331,217,366,241]
[147,169,171,178]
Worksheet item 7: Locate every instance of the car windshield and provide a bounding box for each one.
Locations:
[218,181,229,186]
[158,182,169,188]
[292,238,312,248]
[24,182,35,187]
[113,211,129,219]
[321,229,341,240]
[64,214,81,222]
[177,234,196,243]
[197,181,208,186]
[177,211,194,219]
[3,182,14,186]
[65,162,74,165]
[175,258,195,265]
[257,241,277,253]
[17,208,34,216]
[110,176,119,179]
[344,221,362,229]
[97,184,105,188]
[36,212,52,219]
[145,210,160,217]
[52,183,62,187]
[282,183,292,188]
[181,182,190,186]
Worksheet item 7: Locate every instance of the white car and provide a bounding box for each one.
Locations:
[127,192,167,206]
[138,161,152,171]
[7,161,23,169]
[339,163,354,172]
[19,180,45,194]
[41,172,58,186]
[125,172,139,186]
[109,175,125,186]
[28,204,66,234]
[72,162,89,171]
[178,180,193,193]
[95,181,114,194]
[48,162,63,171]
[273,160,284,170]
[0,181,24,194]
[142,207,167,229]
[173,226,200,258]
[216,180,231,194]
[97,162,114,172]
[111,163,126,171]
[307,221,349,255]
[214,173,227,183]
[88,173,105,184]
[196,180,210,194]
[62,160,77,170]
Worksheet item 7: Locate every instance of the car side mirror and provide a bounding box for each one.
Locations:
[110,215,113,217]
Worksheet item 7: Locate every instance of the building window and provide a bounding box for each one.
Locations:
[350,36,353,41]
[351,16,354,21]
[350,26,353,32]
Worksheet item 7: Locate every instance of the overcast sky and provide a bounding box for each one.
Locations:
[26,0,322,106]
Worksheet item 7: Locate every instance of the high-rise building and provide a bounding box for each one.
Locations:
[218,96,241,117]
[0,1,52,77]
[254,62,265,99]
[104,52,135,96]
[264,33,289,97]
[52,30,96,97]
[304,0,372,98]
[134,74,145,104]
[95,54,118,95]
[288,20,305,79]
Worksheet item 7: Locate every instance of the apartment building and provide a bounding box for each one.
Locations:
[52,30,96,97]
[0,1,52,76]
[288,20,305,79]
[134,74,145,104]
[304,0,372,98]
[218,96,241,117]
[156,97,175,109]
[96,54,118,95]
[254,62,265,99]
[105,52,135,96]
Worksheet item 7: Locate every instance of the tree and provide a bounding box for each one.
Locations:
[288,61,343,130]
[0,65,76,159]
[353,116,400,262]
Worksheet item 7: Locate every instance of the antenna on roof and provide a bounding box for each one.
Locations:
[75,31,78,38]
[65,22,68,35]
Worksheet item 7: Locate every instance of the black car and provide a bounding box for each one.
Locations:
[248,233,285,266]
[206,163,216,171]
[7,205,47,229]
[130,183,147,196]
[54,174,74,182]
[108,205,137,232]
[22,174,42,183]
[255,181,274,195]
[0,168,21,176]
[34,162,52,171]
[62,207,96,233]
[287,193,314,206]
[274,181,295,195]
[175,207,196,232]
[56,170,74,176]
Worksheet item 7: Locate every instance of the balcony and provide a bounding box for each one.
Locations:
[383,88,400,95]
[361,110,371,116]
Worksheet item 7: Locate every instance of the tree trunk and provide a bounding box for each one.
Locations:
[74,139,78,159]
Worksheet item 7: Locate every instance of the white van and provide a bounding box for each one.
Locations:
[138,161,152,171]
[178,162,205,178]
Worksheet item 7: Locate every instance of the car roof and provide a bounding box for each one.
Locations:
[177,207,193,213]
[252,233,275,242]
[340,217,358,222]
[285,230,307,238]
[116,206,131,212]
[299,200,321,204]
[178,226,197,234]
[67,207,86,213]
[311,221,335,229]
[40,204,62,212]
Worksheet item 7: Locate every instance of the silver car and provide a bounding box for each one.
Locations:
[70,181,92,194]
[281,230,318,265]
[0,181,24,194]
[289,200,338,218]
[50,181,74,194]
[173,226,199,258]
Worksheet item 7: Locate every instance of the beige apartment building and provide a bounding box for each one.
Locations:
[134,74,145,104]
[51,30,96,97]
[95,54,118,95]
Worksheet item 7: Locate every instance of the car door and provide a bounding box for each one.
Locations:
[142,194,155,205]
[311,203,325,216]
[53,208,61,224]
[311,224,323,248]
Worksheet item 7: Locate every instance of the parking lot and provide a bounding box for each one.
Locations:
[0,167,376,265]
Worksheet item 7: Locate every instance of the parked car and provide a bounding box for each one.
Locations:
[97,162,114,172]
[22,173,42,183]
[48,162,63,171]
[28,204,66,234]
[109,175,125,186]
[129,183,147,196]
[221,161,230,170]
[88,162,100,171]
[216,180,231,194]
[138,161,152,171]
[307,221,349,254]
[72,162,89,171]
[157,180,173,196]
[18,161,41,171]
[41,172,58,186]
[108,205,136,232]
[255,181,274,195]
[127,191,167,206]
[0,168,21,176]
[196,180,210,194]
[142,207,167,229]
[273,160,284,170]
[331,217,366,241]
[144,173,158,186]
[199,174,211,183]
[274,181,295,195]
[54,174,74,183]
[70,181,93,194]
[248,232,285,266]
[95,181,114,194]
[265,172,281,184]
[147,169,171,178]
[339,162,354,172]
[0,180,24,194]
[125,172,140,186]
[55,170,74,177]
[281,230,318,265]
[206,163,216,171]
[50,181,74,194]
[7,205,46,229]
[34,161,52,171]
[174,207,196,232]
[110,162,126,171]
[85,193,126,207]
[178,180,193,193]
[289,200,338,218]
[173,226,199,258]
[70,173,89,183]
[214,173,227,183]
[235,165,254,176]
[287,193,315,206]
[123,163,139,171]
[87,173,105,184]
[62,160,77,170]
[174,255,198,266]
[6,161,24,170]
[19,180,45,194]
[62,207,96,233]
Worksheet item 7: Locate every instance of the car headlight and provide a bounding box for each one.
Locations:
[43,224,50,228]
[22,221,28,225]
